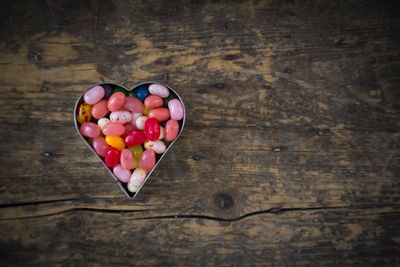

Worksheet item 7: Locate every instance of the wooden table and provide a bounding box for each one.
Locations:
[1,0,399,265]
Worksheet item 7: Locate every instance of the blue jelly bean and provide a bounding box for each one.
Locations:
[136,85,150,101]
[103,84,113,100]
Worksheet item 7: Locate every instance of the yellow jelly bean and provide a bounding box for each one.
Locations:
[77,102,92,124]
[105,136,125,150]
[142,106,152,116]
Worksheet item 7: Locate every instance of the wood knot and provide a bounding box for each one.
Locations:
[69,216,81,228]
[213,192,234,211]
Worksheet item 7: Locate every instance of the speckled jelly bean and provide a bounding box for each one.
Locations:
[135,116,148,130]
[102,122,125,136]
[80,122,100,138]
[105,136,125,150]
[144,140,166,154]
[105,147,120,168]
[120,148,136,170]
[165,119,179,141]
[149,83,170,98]
[131,112,142,126]
[91,100,109,119]
[128,168,147,192]
[135,85,150,101]
[124,130,146,147]
[97,118,111,129]
[145,118,160,141]
[123,97,143,113]
[107,92,126,112]
[110,110,133,124]
[128,145,143,161]
[84,85,105,105]
[113,164,131,183]
[77,102,92,124]
[168,99,184,120]
[92,136,108,157]
[144,95,163,109]
[148,108,170,122]
[141,149,156,171]
[103,84,113,100]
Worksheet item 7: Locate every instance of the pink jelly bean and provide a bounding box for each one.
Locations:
[84,85,105,105]
[92,137,109,157]
[91,100,109,119]
[168,99,184,120]
[107,92,126,111]
[148,108,170,122]
[165,119,179,141]
[79,122,100,138]
[123,97,144,113]
[144,95,163,108]
[148,83,170,98]
[124,123,137,135]
[113,164,131,183]
[110,110,133,124]
[101,122,125,136]
[121,149,135,170]
[141,149,156,171]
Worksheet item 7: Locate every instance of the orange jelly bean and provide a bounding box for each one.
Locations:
[105,136,125,150]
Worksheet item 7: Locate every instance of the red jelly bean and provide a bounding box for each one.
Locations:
[141,149,156,171]
[105,147,120,168]
[124,130,146,146]
[145,118,160,141]
[107,92,126,112]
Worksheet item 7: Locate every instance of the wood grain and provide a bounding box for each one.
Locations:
[0,0,399,265]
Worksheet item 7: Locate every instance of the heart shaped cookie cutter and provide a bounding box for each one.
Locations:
[74,81,186,199]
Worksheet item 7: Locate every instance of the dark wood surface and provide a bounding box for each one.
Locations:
[1,0,399,265]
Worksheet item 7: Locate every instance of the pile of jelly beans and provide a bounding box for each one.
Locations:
[76,83,184,193]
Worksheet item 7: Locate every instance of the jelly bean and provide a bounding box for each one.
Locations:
[105,147,120,168]
[121,148,137,170]
[124,130,146,146]
[113,86,128,96]
[107,92,126,112]
[127,168,147,192]
[77,102,92,124]
[144,140,166,154]
[113,164,131,183]
[92,136,109,157]
[136,116,148,130]
[110,110,133,124]
[127,91,136,97]
[149,83,170,98]
[165,119,179,141]
[141,149,156,171]
[80,122,100,138]
[97,118,111,129]
[148,108,170,122]
[131,112,142,126]
[123,97,144,113]
[135,85,150,101]
[102,122,125,136]
[128,145,143,161]
[168,99,184,120]
[159,126,164,139]
[105,136,125,150]
[103,84,113,100]
[145,118,160,141]
[124,123,137,135]
[144,95,163,109]
[84,85,105,105]
[91,100,109,119]
[142,106,152,116]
